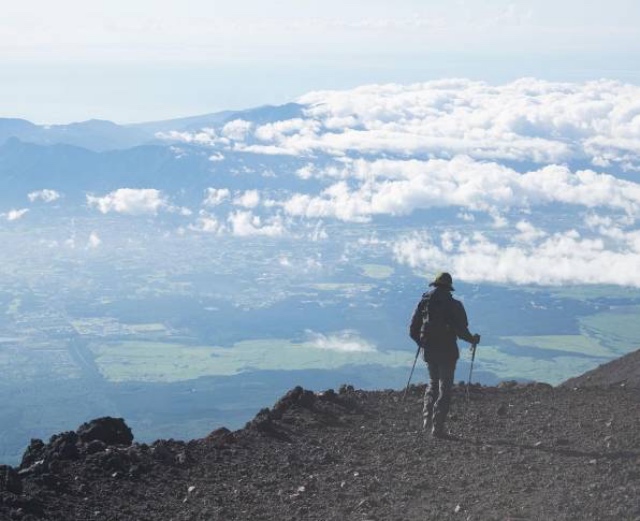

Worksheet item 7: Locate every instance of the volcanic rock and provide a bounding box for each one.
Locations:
[76,417,133,446]
[0,466,21,495]
[1,363,639,520]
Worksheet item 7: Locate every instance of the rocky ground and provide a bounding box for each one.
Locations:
[562,348,640,388]
[1,378,639,520]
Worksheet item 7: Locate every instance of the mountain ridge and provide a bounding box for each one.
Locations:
[0,103,305,153]
[561,348,640,389]
[2,350,639,520]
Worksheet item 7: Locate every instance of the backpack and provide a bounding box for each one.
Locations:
[409,292,430,344]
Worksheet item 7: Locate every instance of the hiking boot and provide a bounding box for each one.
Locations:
[431,425,459,441]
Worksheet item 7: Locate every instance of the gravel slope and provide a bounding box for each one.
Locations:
[2,381,639,521]
[562,348,640,388]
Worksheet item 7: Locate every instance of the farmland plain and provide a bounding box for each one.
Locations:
[1,216,639,465]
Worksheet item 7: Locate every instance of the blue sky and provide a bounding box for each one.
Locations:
[2,0,639,123]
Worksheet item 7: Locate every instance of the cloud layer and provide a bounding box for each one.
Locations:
[161,78,640,177]
[28,189,61,203]
[87,189,168,215]
[392,226,640,287]
[86,79,640,287]
[279,157,640,223]
[162,79,640,171]
[305,330,376,353]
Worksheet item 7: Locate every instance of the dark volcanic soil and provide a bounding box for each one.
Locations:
[562,348,640,388]
[1,381,639,521]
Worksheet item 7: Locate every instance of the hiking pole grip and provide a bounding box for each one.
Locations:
[468,342,477,379]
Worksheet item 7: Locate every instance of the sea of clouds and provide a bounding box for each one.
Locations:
[11,78,640,287]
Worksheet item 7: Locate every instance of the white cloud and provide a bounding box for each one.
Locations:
[5,209,29,221]
[309,220,328,242]
[189,212,225,234]
[254,118,319,141]
[514,221,548,243]
[87,232,102,249]
[47,77,640,295]
[278,256,292,267]
[279,156,640,222]
[221,119,252,141]
[234,144,300,156]
[155,129,218,145]
[168,206,193,217]
[233,190,260,209]
[305,330,376,353]
[286,79,640,168]
[28,189,61,203]
[393,227,640,287]
[227,210,286,237]
[157,80,640,170]
[87,188,168,215]
[203,188,231,207]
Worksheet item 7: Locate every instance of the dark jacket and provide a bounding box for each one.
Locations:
[410,286,475,363]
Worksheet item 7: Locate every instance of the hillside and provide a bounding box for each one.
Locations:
[1,381,639,520]
[562,348,640,388]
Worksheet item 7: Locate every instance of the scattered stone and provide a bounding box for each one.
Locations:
[2,381,640,520]
[206,427,234,445]
[339,384,355,394]
[77,418,133,446]
[0,466,22,495]
[20,439,45,470]
[49,432,80,461]
[85,440,107,455]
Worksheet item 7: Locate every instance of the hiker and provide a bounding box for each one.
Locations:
[410,272,480,438]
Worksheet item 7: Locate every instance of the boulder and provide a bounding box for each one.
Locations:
[77,417,133,446]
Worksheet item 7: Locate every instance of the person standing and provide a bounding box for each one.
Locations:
[410,272,480,438]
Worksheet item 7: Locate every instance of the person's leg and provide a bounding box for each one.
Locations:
[432,360,456,436]
[422,362,440,430]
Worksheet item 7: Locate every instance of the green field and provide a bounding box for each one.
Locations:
[480,304,640,383]
[481,333,613,384]
[578,306,640,355]
[360,264,395,280]
[545,286,640,301]
[89,339,410,383]
[501,334,612,357]
[472,345,603,385]
[308,283,375,292]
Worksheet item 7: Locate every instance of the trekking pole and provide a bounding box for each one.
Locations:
[465,342,478,404]
[402,344,422,401]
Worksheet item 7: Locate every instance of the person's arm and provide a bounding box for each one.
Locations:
[449,299,480,345]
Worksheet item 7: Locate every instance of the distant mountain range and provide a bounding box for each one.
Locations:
[0,103,305,152]
[0,103,309,205]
